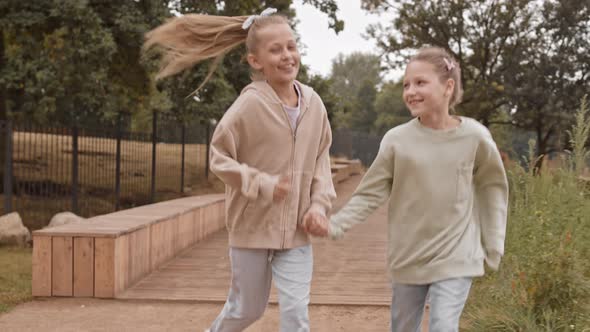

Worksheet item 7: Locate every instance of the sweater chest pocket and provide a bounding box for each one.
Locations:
[456,165,474,202]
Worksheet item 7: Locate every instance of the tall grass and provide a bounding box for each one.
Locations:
[463,97,590,331]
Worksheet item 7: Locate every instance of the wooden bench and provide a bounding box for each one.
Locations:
[31,194,224,298]
[332,159,362,183]
[31,159,362,299]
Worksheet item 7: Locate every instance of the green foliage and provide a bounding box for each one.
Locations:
[462,99,590,331]
[0,0,343,126]
[0,0,169,125]
[301,0,343,33]
[361,0,590,160]
[373,81,410,135]
[329,52,382,130]
[488,109,518,156]
[567,95,590,175]
[298,69,339,122]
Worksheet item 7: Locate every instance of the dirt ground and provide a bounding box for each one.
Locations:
[0,298,391,332]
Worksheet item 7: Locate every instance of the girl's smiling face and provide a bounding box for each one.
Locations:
[403,60,454,117]
[247,22,300,85]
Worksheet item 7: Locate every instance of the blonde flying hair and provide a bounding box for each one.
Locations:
[143,12,289,91]
[409,47,463,109]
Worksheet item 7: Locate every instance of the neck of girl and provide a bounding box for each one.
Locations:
[268,80,298,107]
[419,111,460,130]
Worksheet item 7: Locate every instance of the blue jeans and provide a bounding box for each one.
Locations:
[391,277,472,332]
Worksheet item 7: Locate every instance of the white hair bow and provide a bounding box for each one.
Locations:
[443,58,455,71]
[242,8,278,30]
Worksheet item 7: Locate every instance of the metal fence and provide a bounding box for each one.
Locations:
[1,113,212,229]
[331,128,382,167]
[0,116,383,229]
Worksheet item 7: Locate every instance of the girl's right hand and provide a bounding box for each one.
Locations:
[273,175,291,202]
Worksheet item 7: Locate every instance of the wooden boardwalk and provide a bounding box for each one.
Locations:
[119,175,391,305]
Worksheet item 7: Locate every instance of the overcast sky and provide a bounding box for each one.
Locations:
[293,0,397,79]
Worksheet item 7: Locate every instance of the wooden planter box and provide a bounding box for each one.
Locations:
[32,194,224,298]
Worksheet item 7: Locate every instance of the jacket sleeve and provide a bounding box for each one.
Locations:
[307,107,337,216]
[209,122,277,203]
[329,133,394,239]
[474,132,509,270]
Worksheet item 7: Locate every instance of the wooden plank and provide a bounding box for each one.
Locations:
[195,208,204,242]
[200,207,209,239]
[127,227,151,286]
[202,204,217,238]
[115,235,129,296]
[118,174,392,305]
[150,220,164,270]
[178,211,194,251]
[95,237,115,298]
[52,237,73,296]
[31,195,224,238]
[150,218,175,270]
[170,215,181,256]
[32,236,52,297]
[73,237,94,297]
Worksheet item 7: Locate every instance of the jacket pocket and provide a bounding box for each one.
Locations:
[226,198,250,231]
[456,165,474,202]
[238,198,279,231]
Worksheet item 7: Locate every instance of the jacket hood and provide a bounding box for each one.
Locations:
[241,80,314,110]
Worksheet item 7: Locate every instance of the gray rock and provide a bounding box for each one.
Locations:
[0,212,31,247]
[47,212,85,228]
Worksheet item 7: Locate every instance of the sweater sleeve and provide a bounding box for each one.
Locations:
[474,133,509,270]
[329,134,394,239]
[209,122,277,203]
[307,104,337,216]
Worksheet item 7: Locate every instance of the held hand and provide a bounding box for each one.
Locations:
[273,175,291,202]
[302,211,329,237]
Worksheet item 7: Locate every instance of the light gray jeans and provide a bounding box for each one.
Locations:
[208,245,313,332]
[391,277,472,332]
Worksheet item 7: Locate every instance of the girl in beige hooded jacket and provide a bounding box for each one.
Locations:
[144,8,335,332]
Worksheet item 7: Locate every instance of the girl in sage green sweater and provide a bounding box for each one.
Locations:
[304,46,509,332]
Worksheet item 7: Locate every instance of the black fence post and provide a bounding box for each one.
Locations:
[115,115,122,210]
[180,122,185,193]
[71,123,79,214]
[205,123,210,179]
[3,120,13,213]
[150,111,157,203]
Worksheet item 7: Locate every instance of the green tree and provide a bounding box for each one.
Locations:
[373,81,410,135]
[329,52,382,130]
[297,68,339,122]
[361,0,590,162]
[362,0,530,124]
[0,29,6,184]
[354,79,378,133]
[0,0,344,126]
[502,1,590,161]
[151,0,344,122]
[0,0,168,125]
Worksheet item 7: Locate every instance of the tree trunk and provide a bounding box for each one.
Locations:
[0,30,7,186]
[534,125,547,173]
